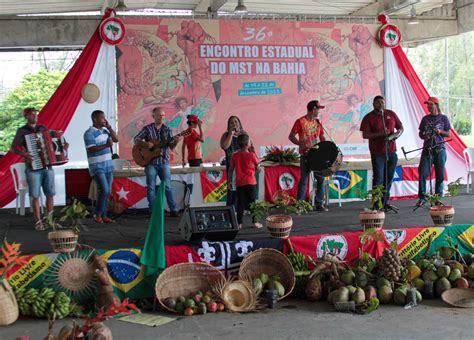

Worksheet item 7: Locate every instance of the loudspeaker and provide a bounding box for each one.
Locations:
[178,206,239,242]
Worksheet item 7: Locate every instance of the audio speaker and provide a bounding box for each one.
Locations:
[178,206,239,242]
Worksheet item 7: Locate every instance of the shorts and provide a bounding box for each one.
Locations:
[26,167,56,198]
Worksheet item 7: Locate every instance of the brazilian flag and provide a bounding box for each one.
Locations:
[329,170,368,199]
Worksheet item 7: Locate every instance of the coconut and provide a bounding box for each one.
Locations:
[394,286,408,305]
[445,260,464,275]
[415,289,423,303]
[333,287,349,304]
[437,265,451,278]
[468,264,474,279]
[346,285,356,295]
[352,287,365,304]
[305,277,323,301]
[327,290,338,304]
[448,268,462,282]
[464,253,474,265]
[341,270,355,285]
[163,297,176,310]
[377,285,393,304]
[422,270,438,282]
[412,278,424,291]
[376,277,391,289]
[355,272,368,288]
[435,277,451,296]
[454,277,469,289]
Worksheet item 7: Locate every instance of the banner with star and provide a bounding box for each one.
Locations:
[200,170,228,203]
[110,177,149,210]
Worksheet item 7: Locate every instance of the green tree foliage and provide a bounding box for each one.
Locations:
[0,69,66,152]
[406,32,474,135]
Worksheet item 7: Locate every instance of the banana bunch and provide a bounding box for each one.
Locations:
[287,252,309,271]
[15,287,72,319]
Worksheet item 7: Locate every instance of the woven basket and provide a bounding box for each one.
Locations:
[359,211,385,230]
[429,205,455,227]
[0,279,19,325]
[220,280,257,312]
[155,262,225,313]
[441,288,474,308]
[265,215,293,239]
[48,230,78,253]
[238,248,295,300]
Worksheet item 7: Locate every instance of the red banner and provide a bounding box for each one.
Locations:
[264,165,308,202]
[200,170,227,203]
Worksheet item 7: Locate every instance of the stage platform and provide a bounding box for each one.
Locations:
[1,194,473,255]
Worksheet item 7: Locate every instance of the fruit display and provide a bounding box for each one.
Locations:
[252,272,286,298]
[162,290,226,316]
[14,287,76,319]
[287,252,311,298]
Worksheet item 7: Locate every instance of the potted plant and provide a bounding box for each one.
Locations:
[47,198,89,253]
[261,146,300,165]
[0,240,27,325]
[250,191,313,239]
[428,177,461,227]
[356,184,386,230]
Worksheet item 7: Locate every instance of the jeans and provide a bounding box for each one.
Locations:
[93,171,113,218]
[297,156,324,204]
[371,152,398,206]
[418,148,447,199]
[26,167,55,198]
[145,164,177,212]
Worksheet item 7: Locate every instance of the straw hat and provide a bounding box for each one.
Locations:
[441,288,474,308]
[81,83,100,103]
[213,278,259,312]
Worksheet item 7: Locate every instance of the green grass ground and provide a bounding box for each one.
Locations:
[460,135,474,147]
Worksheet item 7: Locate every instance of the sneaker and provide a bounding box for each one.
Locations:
[94,216,104,224]
[415,199,426,208]
[34,219,45,231]
[103,217,115,223]
[315,204,328,212]
[253,222,263,229]
[170,211,179,217]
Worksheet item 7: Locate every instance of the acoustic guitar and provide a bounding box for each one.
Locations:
[132,129,191,167]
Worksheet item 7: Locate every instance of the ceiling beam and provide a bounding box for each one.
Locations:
[194,0,213,13]
[210,0,228,12]
[351,0,420,16]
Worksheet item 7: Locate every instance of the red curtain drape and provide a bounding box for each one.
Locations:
[391,46,467,157]
[0,9,113,208]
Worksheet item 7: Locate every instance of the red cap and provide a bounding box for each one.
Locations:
[23,107,38,116]
[308,100,325,111]
[424,97,439,105]
[187,114,199,123]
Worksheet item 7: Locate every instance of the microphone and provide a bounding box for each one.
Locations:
[401,146,407,160]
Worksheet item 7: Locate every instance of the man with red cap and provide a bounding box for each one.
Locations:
[181,114,204,167]
[416,96,451,207]
[289,100,327,211]
[360,95,404,210]
[11,108,68,230]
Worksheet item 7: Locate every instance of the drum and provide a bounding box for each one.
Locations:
[306,141,343,176]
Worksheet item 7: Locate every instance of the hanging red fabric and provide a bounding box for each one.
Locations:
[391,46,467,157]
[0,9,113,208]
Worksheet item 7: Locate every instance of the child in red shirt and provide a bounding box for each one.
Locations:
[229,134,262,229]
[181,114,204,167]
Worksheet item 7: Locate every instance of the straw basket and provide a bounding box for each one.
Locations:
[48,230,78,253]
[219,280,258,312]
[0,279,19,325]
[359,211,385,230]
[429,205,455,227]
[239,248,295,300]
[265,215,293,239]
[155,262,225,313]
[441,288,474,308]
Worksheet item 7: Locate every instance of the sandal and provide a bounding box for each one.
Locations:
[93,216,104,224]
[35,220,45,231]
[103,217,115,223]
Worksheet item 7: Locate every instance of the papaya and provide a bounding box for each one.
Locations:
[332,287,349,304]
[406,265,421,282]
[352,287,365,304]
[412,278,424,292]
[259,273,269,286]
[341,270,355,285]
[346,285,356,295]
[253,278,263,295]
[273,281,286,297]
[378,285,393,304]
[448,268,462,282]
[436,265,451,278]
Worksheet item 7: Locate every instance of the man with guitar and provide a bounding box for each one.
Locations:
[288,100,327,212]
[134,107,184,216]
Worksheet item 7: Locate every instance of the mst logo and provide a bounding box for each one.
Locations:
[316,235,348,259]
[384,230,407,245]
[206,170,223,183]
[279,172,295,190]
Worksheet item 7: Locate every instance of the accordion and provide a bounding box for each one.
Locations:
[25,130,68,170]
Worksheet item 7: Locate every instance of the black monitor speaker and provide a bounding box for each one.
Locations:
[179,206,239,242]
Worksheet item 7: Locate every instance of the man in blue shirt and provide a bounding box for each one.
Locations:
[134,107,183,216]
[416,97,451,207]
[84,110,119,223]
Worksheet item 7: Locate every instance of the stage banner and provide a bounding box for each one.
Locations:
[200,169,228,203]
[264,165,307,202]
[116,19,384,164]
[328,170,368,200]
[288,231,362,264]
[391,166,448,200]
[110,177,148,210]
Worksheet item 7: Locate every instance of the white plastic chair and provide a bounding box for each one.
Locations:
[112,159,132,171]
[463,147,474,193]
[309,172,342,207]
[10,163,44,216]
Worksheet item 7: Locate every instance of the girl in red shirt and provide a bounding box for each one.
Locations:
[229,134,262,229]
[181,114,204,167]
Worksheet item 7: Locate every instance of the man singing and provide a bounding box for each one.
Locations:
[416,96,451,207]
[360,96,404,210]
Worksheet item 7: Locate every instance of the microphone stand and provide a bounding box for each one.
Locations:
[381,110,399,214]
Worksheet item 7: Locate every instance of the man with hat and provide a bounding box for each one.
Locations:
[10,108,68,230]
[360,95,404,210]
[181,114,204,167]
[289,100,327,211]
[416,96,451,207]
